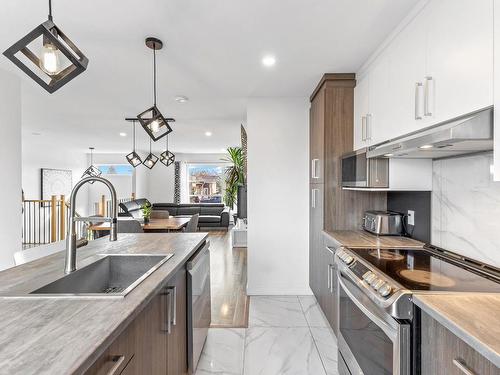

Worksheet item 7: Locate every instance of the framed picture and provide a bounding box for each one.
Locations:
[41,169,73,201]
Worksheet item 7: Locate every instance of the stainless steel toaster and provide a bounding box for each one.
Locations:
[362,210,404,236]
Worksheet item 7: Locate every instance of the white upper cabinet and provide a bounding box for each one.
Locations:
[425,0,493,124]
[368,52,392,145]
[386,11,427,139]
[354,73,370,150]
[354,0,494,151]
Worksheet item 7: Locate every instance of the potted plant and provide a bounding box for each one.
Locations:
[141,202,152,224]
[222,147,245,216]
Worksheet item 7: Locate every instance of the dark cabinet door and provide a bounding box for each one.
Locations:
[421,311,500,375]
[166,267,188,375]
[309,184,324,300]
[134,290,168,375]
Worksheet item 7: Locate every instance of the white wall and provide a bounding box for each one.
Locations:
[0,69,22,270]
[22,143,89,216]
[246,97,310,295]
[432,152,500,267]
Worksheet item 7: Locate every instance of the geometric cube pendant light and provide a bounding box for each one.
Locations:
[126,119,142,167]
[143,139,159,169]
[3,0,88,93]
[82,147,101,182]
[160,135,175,167]
[136,37,174,141]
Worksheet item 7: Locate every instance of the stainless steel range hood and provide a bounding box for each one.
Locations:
[367,107,493,159]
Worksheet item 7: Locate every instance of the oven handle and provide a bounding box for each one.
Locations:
[338,272,398,341]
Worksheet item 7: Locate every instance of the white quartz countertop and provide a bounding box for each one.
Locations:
[0,233,207,375]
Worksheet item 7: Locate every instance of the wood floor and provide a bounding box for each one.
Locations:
[208,230,249,328]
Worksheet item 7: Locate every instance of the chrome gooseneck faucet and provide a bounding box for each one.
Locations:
[65,176,118,274]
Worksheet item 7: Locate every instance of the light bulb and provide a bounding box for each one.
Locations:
[39,42,61,76]
[151,120,160,133]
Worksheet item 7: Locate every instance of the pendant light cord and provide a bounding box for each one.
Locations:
[133,121,136,151]
[149,138,152,154]
[153,47,157,106]
[48,0,53,21]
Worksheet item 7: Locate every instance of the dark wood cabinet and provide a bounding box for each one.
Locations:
[84,266,188,375]
[421,311,500,375]
[166,267,188,375]
[309,73,386,337]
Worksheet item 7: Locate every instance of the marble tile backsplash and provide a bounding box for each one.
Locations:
[432,153,500,267]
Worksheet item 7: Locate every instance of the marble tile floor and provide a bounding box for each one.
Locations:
[195,295,339,375]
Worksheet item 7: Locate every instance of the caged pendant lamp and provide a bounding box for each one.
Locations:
[136,37,175,142]
[3,0,89,93]
[82,147,101,182]
[126,119,142,167]
[143,139,159,169]
[160,134,175,167]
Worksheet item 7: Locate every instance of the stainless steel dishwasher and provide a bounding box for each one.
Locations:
[187,241,211,374]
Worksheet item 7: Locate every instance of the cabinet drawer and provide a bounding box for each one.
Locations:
[85,316,136,375]
[421,312,499,375]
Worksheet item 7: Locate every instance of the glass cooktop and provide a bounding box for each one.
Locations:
[350,248,500,292]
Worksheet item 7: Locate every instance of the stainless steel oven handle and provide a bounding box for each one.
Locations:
[338,272,397,340]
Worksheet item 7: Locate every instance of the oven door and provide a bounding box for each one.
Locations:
[337,271,410,375]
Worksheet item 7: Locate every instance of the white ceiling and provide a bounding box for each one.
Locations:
[0,0,418,154]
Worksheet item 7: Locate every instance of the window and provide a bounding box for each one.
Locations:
[97,164,134,176]
[187,164,225,204]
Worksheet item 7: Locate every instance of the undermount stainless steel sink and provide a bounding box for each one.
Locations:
[23,254,174,298]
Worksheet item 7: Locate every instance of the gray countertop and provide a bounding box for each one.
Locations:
[323,230,424,248]
[414,294,500,368]
[0,233,207,375]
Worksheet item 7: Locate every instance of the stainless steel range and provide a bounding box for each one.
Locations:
[334,245,500,375]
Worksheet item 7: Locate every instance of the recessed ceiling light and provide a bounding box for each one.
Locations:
[175,95,189,103]
[419,144,433,149]
[205,131,212,137]
[119,132,127,137]
[31,132,42,136]
[262,55,276,67]
[384,153,394,157]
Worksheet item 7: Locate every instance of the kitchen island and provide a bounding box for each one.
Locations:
[0,233,207,374]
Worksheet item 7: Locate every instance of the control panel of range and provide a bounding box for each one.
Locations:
[336,248,396,298]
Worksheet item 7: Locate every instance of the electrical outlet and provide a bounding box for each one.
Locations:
[407,210,415,226]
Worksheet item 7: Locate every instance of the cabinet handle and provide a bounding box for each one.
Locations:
[167,286,177,326]
[106,355,126,375]
[162,288,172,333]
[452,359,477,375]
[424,76,433,116]
[366,114,372,140]
[327,264,331,290]
[329,265,335,293]
[361,116,367,141]
[415,82,423,120]
[311,189,317,209]
[311,159,320,179]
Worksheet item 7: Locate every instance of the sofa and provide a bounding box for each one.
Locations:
[153,203,230,229]
[119,199,151,219]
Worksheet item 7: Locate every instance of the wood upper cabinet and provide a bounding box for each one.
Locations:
[355,0,494,151]
[84,267,188,375]
[421,311,500,375]
[310,88,325,183]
